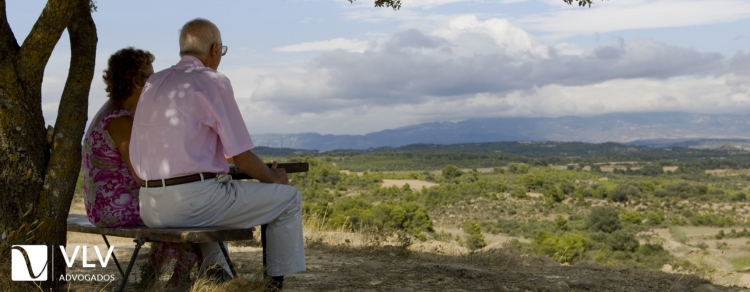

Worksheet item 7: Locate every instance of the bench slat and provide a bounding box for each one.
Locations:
[67,214,253,243]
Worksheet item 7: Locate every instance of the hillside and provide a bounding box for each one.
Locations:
[251,112,750,150]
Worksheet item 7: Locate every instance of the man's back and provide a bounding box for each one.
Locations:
[130,55,253,181]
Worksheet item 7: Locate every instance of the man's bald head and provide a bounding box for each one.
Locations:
[179,18,222,58]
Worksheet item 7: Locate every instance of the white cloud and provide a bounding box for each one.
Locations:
[433,15,548,58]
[218,15,743,134]
[274,38,370,53]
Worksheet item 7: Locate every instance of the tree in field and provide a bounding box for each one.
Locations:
[442,164,463,180]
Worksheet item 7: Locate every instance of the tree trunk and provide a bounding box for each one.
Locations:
[0,0,94,290]
[38,0,96,288]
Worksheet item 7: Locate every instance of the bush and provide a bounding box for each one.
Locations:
[534,231,587,263]
[442,165,463,180]
[607,230,639,252]
[669,226,688,244]
[620,209,644,225]
[633,244,672,268]
[464,220,487,251]
[587,206,622,233]
[555,215,568,231]
[610,182,642,202]
[544,186,565,204]
[508,163,529,174]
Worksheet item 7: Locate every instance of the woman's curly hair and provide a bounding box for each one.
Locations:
[102,47,155,101]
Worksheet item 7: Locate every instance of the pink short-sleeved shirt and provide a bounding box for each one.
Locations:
[130,55,254,180]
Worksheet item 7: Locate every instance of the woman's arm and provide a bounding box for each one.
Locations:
[108,115,139,181]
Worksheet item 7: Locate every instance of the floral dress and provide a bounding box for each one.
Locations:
[82,109,201,274]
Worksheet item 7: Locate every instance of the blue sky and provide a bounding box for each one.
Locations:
[7,0,750,135]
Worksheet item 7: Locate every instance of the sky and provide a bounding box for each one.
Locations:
[6,0,750,135]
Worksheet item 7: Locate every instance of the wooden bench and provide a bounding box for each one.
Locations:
[66,162,308,292]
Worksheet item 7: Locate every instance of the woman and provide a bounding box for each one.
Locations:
[81,47,201,287]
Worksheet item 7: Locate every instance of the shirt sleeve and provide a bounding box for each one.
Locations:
[208,73,255,156]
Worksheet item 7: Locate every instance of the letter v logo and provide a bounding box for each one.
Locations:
[11,245,48,281]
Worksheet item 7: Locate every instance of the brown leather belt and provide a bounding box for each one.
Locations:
[139,172,217,188]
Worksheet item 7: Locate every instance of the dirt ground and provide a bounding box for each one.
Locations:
[61,227,750,292]
[381,179,438,190]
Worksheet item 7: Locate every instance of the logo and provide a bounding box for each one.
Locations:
[10,245,117,282]
[11,245,48,281]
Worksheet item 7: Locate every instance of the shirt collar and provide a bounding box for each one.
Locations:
[176,55,206,68]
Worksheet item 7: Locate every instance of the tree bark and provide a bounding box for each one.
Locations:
[1,1,95,290]
[37,0,96,288]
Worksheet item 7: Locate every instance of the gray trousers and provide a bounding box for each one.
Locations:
[138,175,306,276]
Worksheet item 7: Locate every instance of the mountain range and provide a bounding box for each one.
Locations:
[251,112,750,151]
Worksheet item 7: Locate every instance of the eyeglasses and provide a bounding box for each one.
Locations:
[221,45,228,56]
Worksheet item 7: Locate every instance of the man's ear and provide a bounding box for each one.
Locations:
[210,42,219,57]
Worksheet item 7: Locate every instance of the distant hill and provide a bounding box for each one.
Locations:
[252,112,750,151]
[628,138,750,149]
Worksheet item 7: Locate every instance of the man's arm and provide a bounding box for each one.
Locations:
[232,150,289,184]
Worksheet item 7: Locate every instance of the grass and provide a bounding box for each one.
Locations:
[669,226,688,244]
[727,254,750,272]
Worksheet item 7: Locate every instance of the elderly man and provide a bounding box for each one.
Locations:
[130,18,305,289]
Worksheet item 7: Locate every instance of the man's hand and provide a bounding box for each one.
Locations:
[233,150,289,184]
[270,161,289,185]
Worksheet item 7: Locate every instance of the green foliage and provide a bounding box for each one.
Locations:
[326,197,434,235]
[544,186,565,204]
[348,0,401,10]
[554,215,568,231]
[619,209,644,225]
[609,182,642,202]
[632,244,672,268]
[464,220,487,251]
[533,231,587,263]
[669,226,688,244]
[587,206,621,233]
[646,210,665,226]
[607,230,639,252]
[507,163,528,174]
[442,165,463,180]
[510,186,528,199]
[690,213,735,227]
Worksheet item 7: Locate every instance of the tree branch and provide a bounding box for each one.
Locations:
[18,0,76,86]
[37,0,96,285]
[348,0,401,10]
[39,0,96,224]
[0,0,19,58]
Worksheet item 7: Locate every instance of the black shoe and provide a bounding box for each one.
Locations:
[266,275,284,291]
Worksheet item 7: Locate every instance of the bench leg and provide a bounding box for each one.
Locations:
[261,224,268,272]
[102,235,125,277]
[118,238,145,292]
[218,242,237,278]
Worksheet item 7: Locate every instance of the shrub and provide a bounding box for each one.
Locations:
[620,209,644,225]
[544,186,565,204]
[633,244,672,268]
[464,220,487,251]
[534,231,587,263]
[510,187,528,199]
[555,215,568,231]
[607,230,639,252]
[442,165,463,180]
[646,210,665,226]
[587,206,622,233]
[508,163,529,174]
[610,182,642,202]
[669,226,688,244]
